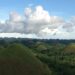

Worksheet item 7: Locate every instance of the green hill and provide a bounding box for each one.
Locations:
[64,43,75,53]
[0,44,51,75]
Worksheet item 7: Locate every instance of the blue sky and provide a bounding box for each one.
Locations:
[0,0,75,20]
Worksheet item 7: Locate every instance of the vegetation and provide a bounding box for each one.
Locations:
[0,38,75,75]
[0,43,51,75]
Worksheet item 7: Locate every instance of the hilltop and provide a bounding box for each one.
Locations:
[0,44,51,75]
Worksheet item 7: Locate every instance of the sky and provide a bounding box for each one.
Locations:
[0,0,75,39]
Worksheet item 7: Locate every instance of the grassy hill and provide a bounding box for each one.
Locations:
[0,44,51,75]
[64,43,75,53]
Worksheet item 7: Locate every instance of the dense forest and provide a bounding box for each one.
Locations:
[0,38,75,75]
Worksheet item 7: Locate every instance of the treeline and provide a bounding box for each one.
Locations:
[0,38,75,46]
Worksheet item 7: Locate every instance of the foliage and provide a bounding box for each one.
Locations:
[0,38,75,75]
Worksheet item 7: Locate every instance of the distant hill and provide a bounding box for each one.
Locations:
[0,44,51,75]
[64,43,75,53]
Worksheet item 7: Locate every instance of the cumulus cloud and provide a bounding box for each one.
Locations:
[24,5,64,35]
[0,5,75,39]
[62,17,75,32]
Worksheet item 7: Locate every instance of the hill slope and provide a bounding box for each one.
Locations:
[0,44,51,75]
[64,43,75,53]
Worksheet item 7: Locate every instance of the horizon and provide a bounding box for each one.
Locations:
[0,0,75,39]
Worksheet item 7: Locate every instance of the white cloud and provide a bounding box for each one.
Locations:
[0,5,75,39]
[0,33,38,38]
[24,5,64,35]
[25,8,32,17]
[9,12,22,22]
